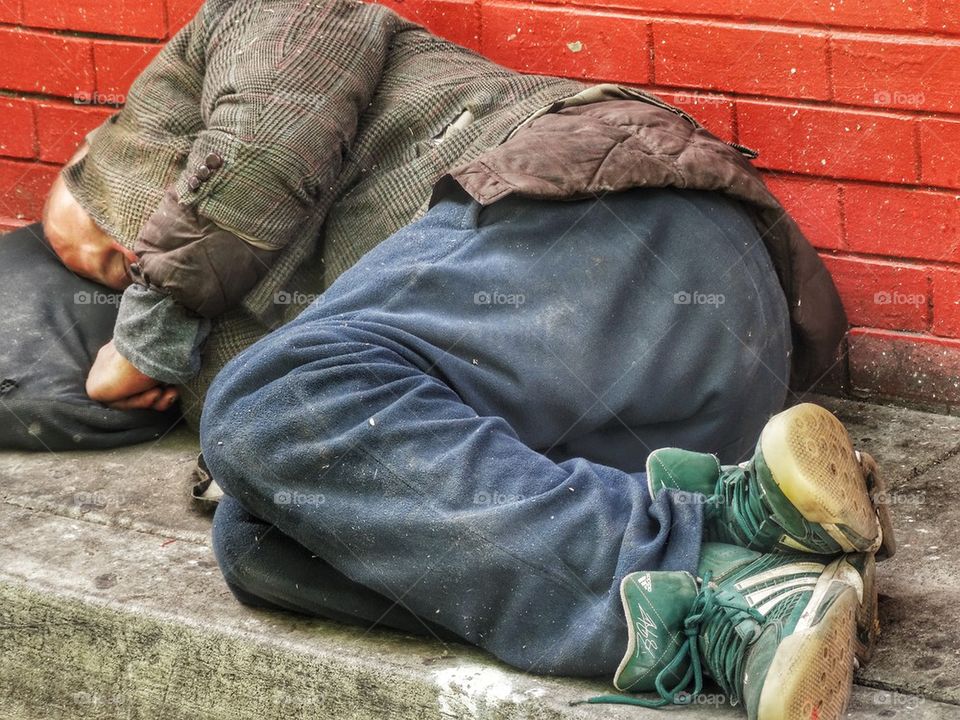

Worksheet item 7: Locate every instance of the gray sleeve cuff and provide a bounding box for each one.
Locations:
[113,284,211,385]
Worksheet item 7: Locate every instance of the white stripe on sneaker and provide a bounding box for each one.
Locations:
[734,562,824,592]
[743,577,818,610]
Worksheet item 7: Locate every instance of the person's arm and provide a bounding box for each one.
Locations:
[85,283,207,413]
[86,0,401,408]
[129,0,400,317]
[85,199,266,410]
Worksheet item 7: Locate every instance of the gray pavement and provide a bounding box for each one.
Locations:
[1,395,959,719]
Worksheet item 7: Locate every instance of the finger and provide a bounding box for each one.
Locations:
[112,241,138,265]
[107,388,163,411]
[154,387,180,412]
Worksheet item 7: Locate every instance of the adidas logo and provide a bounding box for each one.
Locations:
[637,573,653,592]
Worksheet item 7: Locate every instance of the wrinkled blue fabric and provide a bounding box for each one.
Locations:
[202,186,792,676]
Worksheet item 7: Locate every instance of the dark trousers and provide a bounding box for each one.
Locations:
[202,186,792,676]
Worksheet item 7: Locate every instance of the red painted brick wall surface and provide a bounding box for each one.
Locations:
[2,0,960,408]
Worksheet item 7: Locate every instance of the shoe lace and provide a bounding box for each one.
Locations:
[572,571,764,709]
[706,465,770,549]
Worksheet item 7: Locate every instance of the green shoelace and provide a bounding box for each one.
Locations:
[572,572,764,709]
[705,466,770,549]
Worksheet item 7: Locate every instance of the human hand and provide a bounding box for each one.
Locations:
[86,340,179,411]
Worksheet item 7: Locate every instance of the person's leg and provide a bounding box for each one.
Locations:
[202,186,790,676]
[212,495,461,640]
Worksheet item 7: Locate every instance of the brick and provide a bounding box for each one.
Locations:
[0,159,59,221]
[843,184,960,264]
[36,103,115,165]
[554,0,926,33]
[23,0,166,40]
[831,36,960,114]
[918,118,960,189]
[376,0,480,51]
[480,2,650,83]
[0,28,94,98]
[653,21,829,100]
[925,4,960,35]
[648,88,734,140]
[741,0,924,30]
[0,0,20,24]
[761,174,844,251]
[932,267,960,338]
[94,41,163,99]
[167,0,204,35]
[820,254,929,332]
[737,100,917,184]
[0,98,36,160]
[849,328,960,404]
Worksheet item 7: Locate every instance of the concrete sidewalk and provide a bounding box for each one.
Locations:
[1,395,958,719]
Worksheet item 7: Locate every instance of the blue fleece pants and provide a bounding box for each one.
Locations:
[201,186,792,676]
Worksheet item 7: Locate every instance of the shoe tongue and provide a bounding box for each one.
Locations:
[615,571,699,693]
[646,448,721,497]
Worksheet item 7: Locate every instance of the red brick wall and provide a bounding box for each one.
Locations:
[2,0,960,409]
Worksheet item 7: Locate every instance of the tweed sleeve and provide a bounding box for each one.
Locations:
[171,0,400,251]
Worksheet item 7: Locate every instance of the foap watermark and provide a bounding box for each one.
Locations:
[674,290,725,307]
[74,291,120,307]
[73,91,126,106]
[73,490,126,508]
[672,691,729,706]
[273,290,324,306]
[71,692,126,708]
[274,490,326,506]
[474,490,524,506]
[874,489,926,507]
[870,690,925,710]
[672,91,727,106]
[474,290,526,307]
[674,493,710,507]
[873,89,925,107]
[874,291,924,307]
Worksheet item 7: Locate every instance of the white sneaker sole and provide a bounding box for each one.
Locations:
[757,572,858,720]
[761,403,881,554]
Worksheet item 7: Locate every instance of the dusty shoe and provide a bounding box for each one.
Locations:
[843,551,880,665]
[647,403,894,557]
[583,543,869,720]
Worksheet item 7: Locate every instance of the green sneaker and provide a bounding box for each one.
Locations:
[584,543,869,720]
[647,403,894,557]
[844,551,880,665]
